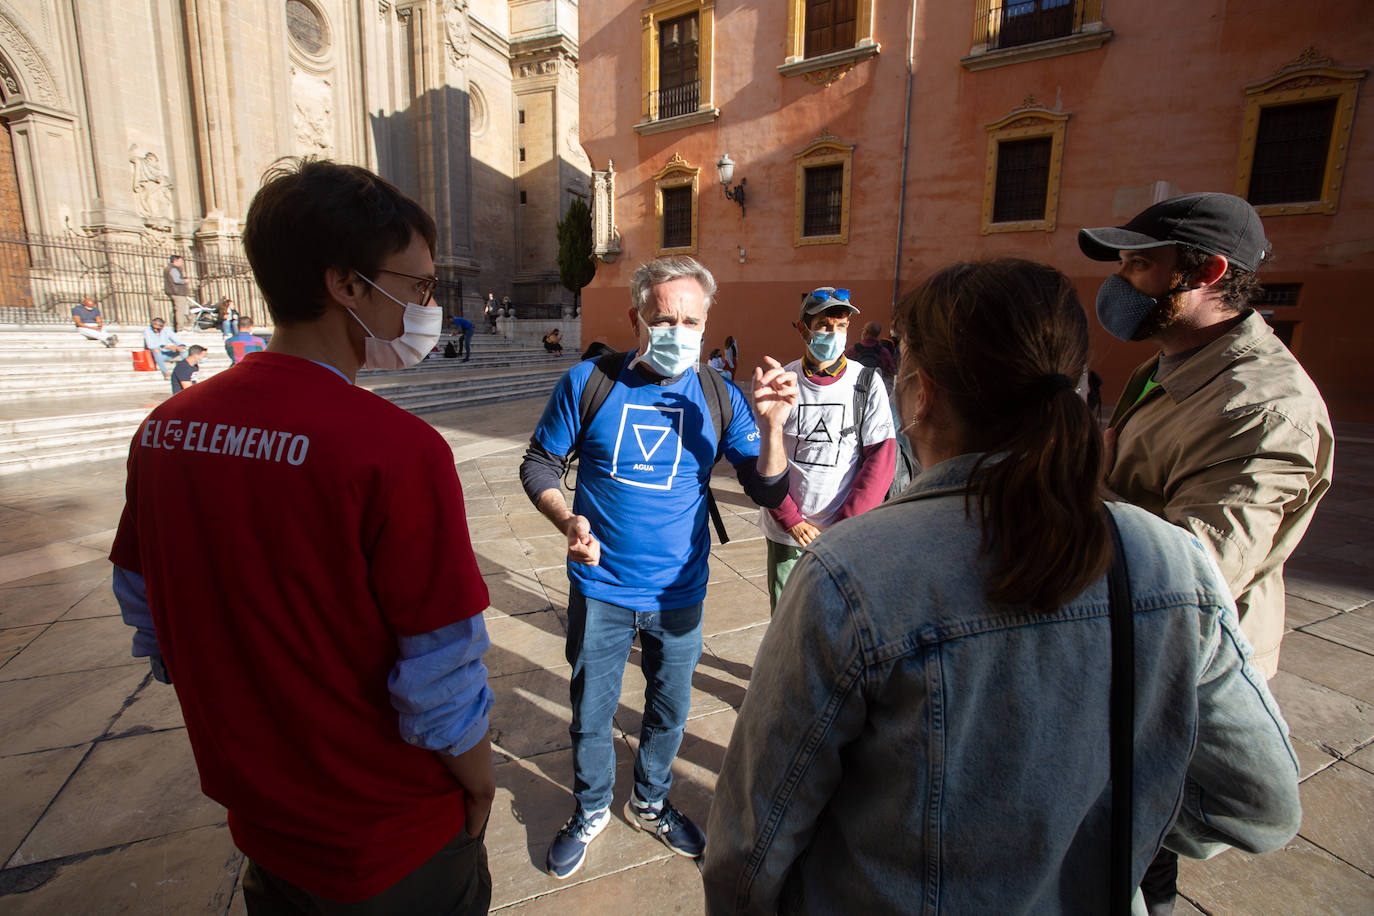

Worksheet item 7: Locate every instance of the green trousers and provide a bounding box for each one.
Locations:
[767,538,806,611]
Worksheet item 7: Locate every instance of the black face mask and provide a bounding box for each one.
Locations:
[1094,274,1198,341]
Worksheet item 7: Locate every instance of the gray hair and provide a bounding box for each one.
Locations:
[630,256,716,313]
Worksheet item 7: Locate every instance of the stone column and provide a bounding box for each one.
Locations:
[182,0,241,255]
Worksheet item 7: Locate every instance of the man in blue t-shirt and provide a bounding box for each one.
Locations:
[520,256,797,880]
[72,296,117,347]
[451,315,474,360]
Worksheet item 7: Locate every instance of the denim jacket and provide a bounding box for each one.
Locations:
[703,453,1301,915]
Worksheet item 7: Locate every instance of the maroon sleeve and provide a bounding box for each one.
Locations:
[834,440,897,522]
[767,492,807,531]
[368,426,489,637]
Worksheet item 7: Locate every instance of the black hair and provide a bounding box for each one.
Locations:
[241,157,437,326]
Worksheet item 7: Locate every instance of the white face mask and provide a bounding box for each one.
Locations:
[630,315,703,377]
[350,274,442,370]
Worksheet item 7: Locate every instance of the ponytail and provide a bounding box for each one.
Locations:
[897,260,1112,611]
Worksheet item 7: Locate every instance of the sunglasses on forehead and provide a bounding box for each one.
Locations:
[806,288,851,304]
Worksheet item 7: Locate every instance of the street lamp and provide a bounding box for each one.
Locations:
[716,153,746,216]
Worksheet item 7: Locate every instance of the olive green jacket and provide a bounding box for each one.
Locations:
[1107,310,1334,678]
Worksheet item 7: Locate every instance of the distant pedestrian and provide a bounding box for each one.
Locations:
[225,317,267,364]
[143,317,187,378]
[171,344,207,393]
[542,328,563,355]
[484,293,498,333]
[452,315,474,360]
[72,296,117,348]
[164,255,191,331]
[707,348,728,377]
[218,298,239,339]
[722,335,738,377]
[847,320,898,383]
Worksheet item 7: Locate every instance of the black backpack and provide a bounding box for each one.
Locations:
[564,352,734,544]
[851,366,917,500]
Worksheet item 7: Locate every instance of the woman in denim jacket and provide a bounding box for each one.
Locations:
[703,260,1301,915]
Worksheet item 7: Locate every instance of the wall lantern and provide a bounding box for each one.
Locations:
[716,154,747,216]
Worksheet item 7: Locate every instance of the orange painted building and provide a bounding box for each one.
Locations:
[577,1,1373,421]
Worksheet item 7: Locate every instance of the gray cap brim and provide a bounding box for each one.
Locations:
[1077,227,1177,262]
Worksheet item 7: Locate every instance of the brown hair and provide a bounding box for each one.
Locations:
[242,157,437,326]
[896,259,1110,610]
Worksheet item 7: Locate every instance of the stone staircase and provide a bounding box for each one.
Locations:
[0,324,572,475]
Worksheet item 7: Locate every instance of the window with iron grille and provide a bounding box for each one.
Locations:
[805,0,858,58]
[998,0,1075,49]
[657,13,700,120]
[662,185,693,249]
[992,136,1052,223]
[1247,99,1337,206]
[803,164,844,237]
[1255,283,1302,307]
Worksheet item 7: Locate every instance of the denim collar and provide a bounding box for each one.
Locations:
[888,452,992,505]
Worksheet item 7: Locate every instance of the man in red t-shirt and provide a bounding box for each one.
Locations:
[112,159,494,913]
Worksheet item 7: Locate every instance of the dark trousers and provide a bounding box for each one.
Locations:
[242,827,491,916]
[1140,846,1179,915]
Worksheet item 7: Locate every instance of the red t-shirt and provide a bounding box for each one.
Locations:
[110,351,489,901]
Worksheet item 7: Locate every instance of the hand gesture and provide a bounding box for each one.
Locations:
[753,356,798,429]
[788,520,821,547]
[564,515,601,566]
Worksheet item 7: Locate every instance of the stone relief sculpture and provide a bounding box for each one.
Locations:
[291,66,335,155]
[592,160,621,262]
[128,144,173,230]
[445,0,470,73]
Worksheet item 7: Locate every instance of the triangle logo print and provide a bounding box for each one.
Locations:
[633,423,673,462]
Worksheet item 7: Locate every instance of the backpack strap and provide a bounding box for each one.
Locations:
[695,365,733,544]
[564,351,629,486]
[850,366,876,453]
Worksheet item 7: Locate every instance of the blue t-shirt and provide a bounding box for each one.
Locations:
[532,351,761,610]
[452,317,474,333]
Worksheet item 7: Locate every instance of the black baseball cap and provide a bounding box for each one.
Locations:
[1078,192,1270,272]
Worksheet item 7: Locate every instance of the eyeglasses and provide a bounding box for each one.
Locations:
[374,268,438,306]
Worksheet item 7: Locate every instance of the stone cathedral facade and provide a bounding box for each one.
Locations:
[0,0,588,313]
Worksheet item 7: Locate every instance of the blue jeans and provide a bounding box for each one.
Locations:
[566,581,703,813]
[148,346,180,374]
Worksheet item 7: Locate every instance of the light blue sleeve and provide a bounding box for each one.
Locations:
[388,615,494,756]
[142,328,158,349]
[113,565,170,684]
[1166,546,1301,858]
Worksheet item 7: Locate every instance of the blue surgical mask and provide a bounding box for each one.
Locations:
[1095,273,1197,342]
[631,316,702,377]
[807,330,846,363]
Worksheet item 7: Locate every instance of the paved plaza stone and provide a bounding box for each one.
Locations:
[0,397,1371,914]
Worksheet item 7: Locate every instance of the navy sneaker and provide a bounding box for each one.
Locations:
[624,796,705,858]
[545,807,610,879]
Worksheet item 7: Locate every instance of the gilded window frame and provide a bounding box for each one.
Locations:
[981,105,1068,234]
[636,0,718,134]
[793,133,854,247]
[654,153,700,256]
[1234,53,1366,217]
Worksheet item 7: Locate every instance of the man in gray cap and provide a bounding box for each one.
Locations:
[758,287,895,608]
[1081,192,1334,913]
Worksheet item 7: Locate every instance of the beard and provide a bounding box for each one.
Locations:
[1129,280,1191,341]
